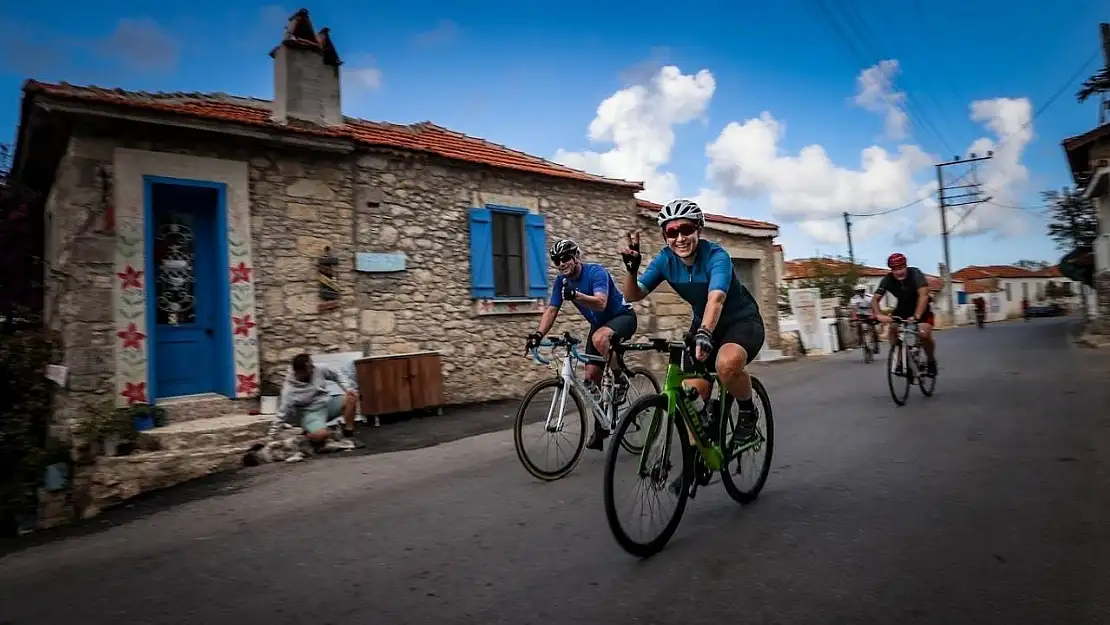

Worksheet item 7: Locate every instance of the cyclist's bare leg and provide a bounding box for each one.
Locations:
[586,326,615,385]
[918,323,937,370]
[715,343,752,402]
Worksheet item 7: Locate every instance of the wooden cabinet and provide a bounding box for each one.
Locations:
[354,351,444,417]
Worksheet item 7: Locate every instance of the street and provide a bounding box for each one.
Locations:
[1,317,1108,624]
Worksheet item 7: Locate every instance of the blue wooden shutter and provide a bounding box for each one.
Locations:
[524,213,548,298]
[468,208,495,298]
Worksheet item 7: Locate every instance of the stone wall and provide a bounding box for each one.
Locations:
[1092,270,1110,335]
[351,152,643,403]
[43,133,119,440]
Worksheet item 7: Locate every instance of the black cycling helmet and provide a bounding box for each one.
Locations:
[549,238,580,263]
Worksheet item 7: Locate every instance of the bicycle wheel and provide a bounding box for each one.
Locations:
[918,351,937,397]
[513,378,587,481]
[862,330,873,363]
[617,366,662,455]
[720,376,775,504]
[887,342,910,406]
[603,394,693,558]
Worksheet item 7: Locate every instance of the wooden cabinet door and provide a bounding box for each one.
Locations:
[361,358,413,415]
[407,353,443,409]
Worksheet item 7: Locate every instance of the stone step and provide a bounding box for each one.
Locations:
[84,443,256,519]
[157,394,259,424]
[137,413,273,452]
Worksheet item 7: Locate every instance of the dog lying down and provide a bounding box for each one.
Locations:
[242,421,362,467]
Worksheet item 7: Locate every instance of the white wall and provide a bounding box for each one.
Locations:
[1096,192,1110,274]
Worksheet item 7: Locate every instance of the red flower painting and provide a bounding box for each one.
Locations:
[232,314,256,337]
[236,373,259,395]
[230,262,253,284]
[121,381,147,405]
[116,323,146,350]
[117,265,143,290]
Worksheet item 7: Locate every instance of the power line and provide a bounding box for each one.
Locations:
[809,0,954,155]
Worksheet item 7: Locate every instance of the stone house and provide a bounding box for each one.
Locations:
[1063,122,1110,331]
[11,8,784,450]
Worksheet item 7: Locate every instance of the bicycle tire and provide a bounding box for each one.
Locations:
[617,366,662,455]
[720,376,775,504]
[513,378,587,481]
[887,343,910,406]
[862,331,873,363]
[918,352,937,397]
[603,393,693,558]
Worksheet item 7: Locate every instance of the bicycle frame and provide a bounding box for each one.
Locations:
[530,338,621,433]
[636,340,728,476]
[891,317,923,376]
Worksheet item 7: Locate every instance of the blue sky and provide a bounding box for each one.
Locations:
[0,0,1105,272]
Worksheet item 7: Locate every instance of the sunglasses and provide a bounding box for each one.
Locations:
[664,222,698,240]
[551,254,576,265]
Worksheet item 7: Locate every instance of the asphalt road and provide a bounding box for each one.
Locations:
[2,317,1108,624]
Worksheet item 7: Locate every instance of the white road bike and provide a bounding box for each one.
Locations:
[513,332,660,481]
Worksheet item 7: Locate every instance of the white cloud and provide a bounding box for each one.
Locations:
[346,66,382,91]
[702,111,933,244]
[553,61,1035,251]
[552,65,716,203]
[853,59,908,140]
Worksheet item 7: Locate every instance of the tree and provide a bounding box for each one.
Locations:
[1076,65,1109,104]
[793,255,865,304]
[1042,187,1098,253]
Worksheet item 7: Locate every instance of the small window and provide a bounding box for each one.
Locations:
[491,211,526,297]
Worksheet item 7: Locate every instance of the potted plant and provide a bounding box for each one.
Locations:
[74,404,136,458]
[127,403,165,432]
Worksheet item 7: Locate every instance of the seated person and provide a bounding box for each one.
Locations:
[277,353,358,443]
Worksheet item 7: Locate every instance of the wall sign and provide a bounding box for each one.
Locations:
[356,252,407,273]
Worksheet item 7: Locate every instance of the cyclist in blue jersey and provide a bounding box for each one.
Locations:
[619,199,764,438]
[526,238,638,450]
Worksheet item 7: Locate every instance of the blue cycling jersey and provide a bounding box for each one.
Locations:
[551,263,633,328]
[637,239,761,326]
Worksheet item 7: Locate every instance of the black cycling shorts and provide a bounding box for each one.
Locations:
[585,310,638,357]
[687,316,765,371]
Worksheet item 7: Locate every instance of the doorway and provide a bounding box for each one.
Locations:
[145,179,229,400]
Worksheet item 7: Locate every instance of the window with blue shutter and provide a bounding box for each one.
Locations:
[468,208,495,298]
[524,213,548,298]
[467,205,548,299]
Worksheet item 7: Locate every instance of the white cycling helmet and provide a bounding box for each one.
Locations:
[656,199,705,228]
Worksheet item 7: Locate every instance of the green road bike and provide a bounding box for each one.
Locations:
[602,336,775,558]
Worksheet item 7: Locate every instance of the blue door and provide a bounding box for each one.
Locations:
[148,181,224,399]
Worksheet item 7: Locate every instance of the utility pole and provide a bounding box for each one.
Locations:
[843,211,855,266]
[936,152,993,323]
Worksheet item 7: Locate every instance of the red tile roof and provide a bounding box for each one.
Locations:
[783,258,888,280]
[635,199,778,230]
[953,265,1063,281]
[21,80,644,191]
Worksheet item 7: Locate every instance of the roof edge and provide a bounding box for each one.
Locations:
[19,80,646,192]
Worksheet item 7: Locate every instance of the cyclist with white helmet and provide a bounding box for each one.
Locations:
[849,284,880,355]
[618,199,764,438]
[527,238,638,451]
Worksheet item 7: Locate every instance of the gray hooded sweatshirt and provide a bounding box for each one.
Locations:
[276,364,354,424]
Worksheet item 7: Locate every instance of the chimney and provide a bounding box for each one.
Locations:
[270,8,343,127]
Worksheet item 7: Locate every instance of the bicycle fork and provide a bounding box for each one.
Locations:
[543,358,577,433]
